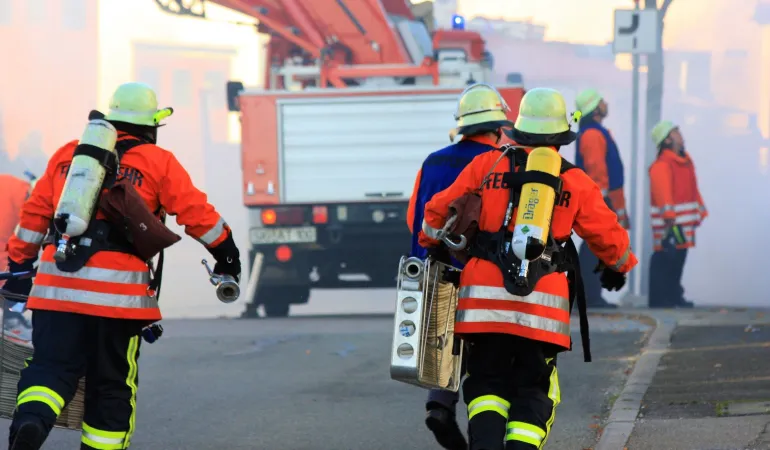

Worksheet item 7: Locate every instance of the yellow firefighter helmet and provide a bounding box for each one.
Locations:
[507,88,578,146]
[575,88,603,116]
[104,82,174,127]
[651,120,677,147]
[449,83,514,141]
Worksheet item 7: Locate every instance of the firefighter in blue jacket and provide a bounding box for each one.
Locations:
[574,89,630,308]
[406,83,514,450]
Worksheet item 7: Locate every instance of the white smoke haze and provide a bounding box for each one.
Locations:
[1,0,767,315]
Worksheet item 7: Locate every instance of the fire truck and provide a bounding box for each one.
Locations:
[157,0,525,317]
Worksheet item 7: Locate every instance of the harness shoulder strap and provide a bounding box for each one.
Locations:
[111,136,166,300]
[102,137,146,188]
[501,149,564,194]
[560,158,577,174]
[563,237,591,362]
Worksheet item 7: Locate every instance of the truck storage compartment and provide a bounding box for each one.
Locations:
[278,93,458,203]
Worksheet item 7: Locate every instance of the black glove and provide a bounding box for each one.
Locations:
[3,257,37,298]
[427,244,452,265]
[207,231,242,283]
[599,267,626,291]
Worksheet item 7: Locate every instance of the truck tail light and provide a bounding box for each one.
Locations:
[312,206,328,224]
[261,209,277,225]
[262,207,305,226]
[276,245,292,262]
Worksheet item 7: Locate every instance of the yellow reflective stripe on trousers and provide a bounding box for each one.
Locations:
[540,361,561,449]
[198,217,227,246]
[126,335,140,448]
[13,225,46,245]
[505,421,546,447]
[467,394,510,420]
[16,386,65,416]
[81,423,127,450]
[421,219,442,240]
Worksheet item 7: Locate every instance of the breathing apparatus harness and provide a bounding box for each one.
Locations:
[467,145,591,361]
[44,136,167,300]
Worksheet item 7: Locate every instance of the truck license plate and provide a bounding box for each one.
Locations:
[251,226,317,244]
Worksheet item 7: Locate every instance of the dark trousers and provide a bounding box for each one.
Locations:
[10,310,143,449]
[577,242,605,305]
[648,248,688,307]
[463,334,559,450]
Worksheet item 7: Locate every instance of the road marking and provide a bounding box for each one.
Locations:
[595,315,676,450]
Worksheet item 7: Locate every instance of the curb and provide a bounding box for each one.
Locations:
[595,313,676,450]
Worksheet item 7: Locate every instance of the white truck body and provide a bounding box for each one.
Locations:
[277,93,459,204]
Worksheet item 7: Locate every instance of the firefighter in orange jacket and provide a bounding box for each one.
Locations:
[420,88,637,449]
[0,175,34,342]
[574,89,630,309]
[648,121,706,309]
[408,83,515,450]
[3,82,242,450]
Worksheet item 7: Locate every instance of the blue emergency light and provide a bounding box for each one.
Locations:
[451,14,465,30]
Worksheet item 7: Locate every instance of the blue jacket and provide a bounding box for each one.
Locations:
[407,137,497,268]
[575,118,625,193]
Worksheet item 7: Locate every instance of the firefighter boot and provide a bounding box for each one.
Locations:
[9,416,48,450]
[426,404,468,450]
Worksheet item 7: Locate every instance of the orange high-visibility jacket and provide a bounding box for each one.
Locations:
[421,147,637,349]
[649,148,707,251]
[0,175,31,275]
[6,134,230,321]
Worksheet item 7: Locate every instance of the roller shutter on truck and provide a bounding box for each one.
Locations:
[277,94,459,204]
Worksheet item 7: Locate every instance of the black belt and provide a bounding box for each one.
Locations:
[468,230,571,272]
[45,219,140,256]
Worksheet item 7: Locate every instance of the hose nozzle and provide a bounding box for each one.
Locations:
[201,259,240,303]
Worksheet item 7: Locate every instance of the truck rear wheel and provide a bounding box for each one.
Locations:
[263,301,290,318]
[254,285,311,318]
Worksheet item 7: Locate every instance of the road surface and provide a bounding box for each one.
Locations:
[0,314,649,449]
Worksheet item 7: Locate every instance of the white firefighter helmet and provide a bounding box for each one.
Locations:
[104,82,174,127]
[449,83,514,141]
[651,120,677,147]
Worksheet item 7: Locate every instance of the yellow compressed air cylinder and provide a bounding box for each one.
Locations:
[511,147,562,262]
[54,119,118,237]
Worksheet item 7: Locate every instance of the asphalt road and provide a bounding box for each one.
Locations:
[0,314,649,449]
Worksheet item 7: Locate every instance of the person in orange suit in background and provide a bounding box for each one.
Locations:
[648,121,706,309]
[0,174,35,343]
[573,89,630,309]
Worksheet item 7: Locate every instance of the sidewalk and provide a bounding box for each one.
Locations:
[599,307,770,450]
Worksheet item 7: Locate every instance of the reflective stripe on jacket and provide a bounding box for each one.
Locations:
[649,148,706,251]
[7,133,230,320]
[421,147,637,348]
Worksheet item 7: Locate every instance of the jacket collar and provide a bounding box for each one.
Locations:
[463,134,499,147]
[659,147,691,164]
